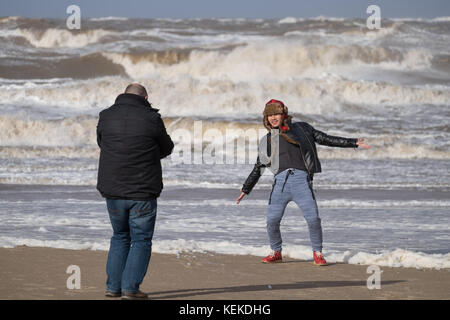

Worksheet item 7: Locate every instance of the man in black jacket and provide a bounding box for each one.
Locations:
[97,83,173,299]
[236,99,369,266]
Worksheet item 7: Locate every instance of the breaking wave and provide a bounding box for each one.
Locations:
[1,75,447,116]
[10,28,116,48]
[101,44,434,80]
[1,115,449,160]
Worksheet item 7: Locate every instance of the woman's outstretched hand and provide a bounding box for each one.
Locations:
[356,138,371,149]
[236,190,246,204]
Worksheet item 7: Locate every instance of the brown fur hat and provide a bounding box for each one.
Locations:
[263,99,289,130]
[263,99,298,145]
[263,101,285,117]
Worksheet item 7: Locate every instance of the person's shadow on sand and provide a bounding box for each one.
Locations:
[146,280,405,299]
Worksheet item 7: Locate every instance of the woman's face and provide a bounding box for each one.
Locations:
[268,113,283,128]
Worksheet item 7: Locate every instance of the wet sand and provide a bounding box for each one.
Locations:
[0,246,448,300]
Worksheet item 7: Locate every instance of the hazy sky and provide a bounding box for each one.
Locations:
[1,0,449,19]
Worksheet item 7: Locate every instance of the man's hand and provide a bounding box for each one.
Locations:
[356,138,371,149]
[236,190,246,204]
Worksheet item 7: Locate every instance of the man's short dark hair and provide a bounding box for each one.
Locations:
[125,83,148,97]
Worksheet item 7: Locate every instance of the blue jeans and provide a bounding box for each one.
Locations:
[105,199,157,293]
[267,168,323,252]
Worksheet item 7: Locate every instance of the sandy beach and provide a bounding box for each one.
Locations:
[0,246,448,300]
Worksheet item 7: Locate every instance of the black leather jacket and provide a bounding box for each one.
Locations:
[241,120,358,194]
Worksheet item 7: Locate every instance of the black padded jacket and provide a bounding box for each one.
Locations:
[96,93,174,200]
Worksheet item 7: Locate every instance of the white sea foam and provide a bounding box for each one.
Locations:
[342,249,450,270]
[15,28,116,48]
[0,237,109,251]
[432,16,450,22]
[0,115,98,147]
[0,16,20,23]
[90,16,129,22]
[157,199,450,209]
[278,17,298,24]
[1,237,447,269]
[312,16,346,22]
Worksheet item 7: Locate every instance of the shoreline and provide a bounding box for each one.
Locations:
[0,246,448,300]
[1,183,449,269]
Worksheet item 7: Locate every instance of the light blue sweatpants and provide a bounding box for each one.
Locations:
[267,168,323,252]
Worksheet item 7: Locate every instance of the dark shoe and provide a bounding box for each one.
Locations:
[105,290,121,298]
[121,290,149,300]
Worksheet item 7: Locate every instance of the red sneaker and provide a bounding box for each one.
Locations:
[262,251,282,263]
[313,251,327,266]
